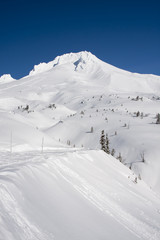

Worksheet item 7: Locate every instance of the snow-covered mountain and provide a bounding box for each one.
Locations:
[0,51,160,239]
[29,51,160,93]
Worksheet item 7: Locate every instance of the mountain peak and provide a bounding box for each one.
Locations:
[53,51,98,64]
[29,51,100,76]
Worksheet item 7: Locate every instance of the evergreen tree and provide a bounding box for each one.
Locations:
[156,113,160,124]
[111,148,115,156]
[100,130,105,152]
[134,177,138,184]
[117,152,122,162]
[105,134,110,154]
[136,111,140,117]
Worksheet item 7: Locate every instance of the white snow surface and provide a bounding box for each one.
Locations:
[1,51,160,239]
[0,150,160,240]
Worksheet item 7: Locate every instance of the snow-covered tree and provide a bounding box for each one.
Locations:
[100,130,105,152]
[105,134,110,154]
[100,131,111,154]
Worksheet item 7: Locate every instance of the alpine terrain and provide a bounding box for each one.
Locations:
[0,51,160,240]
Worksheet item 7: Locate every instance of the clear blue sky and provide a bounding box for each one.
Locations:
[0,0,160,79]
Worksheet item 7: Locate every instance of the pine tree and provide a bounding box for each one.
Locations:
[100,130,105,152]
[134,177,138,184]
[111,148,115,156]
[117,152,122,162]
[136,111,140,117]
[105,134,110,154]
[156,113,160,124]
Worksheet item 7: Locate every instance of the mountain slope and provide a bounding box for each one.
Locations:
[0,51,160,194]
[28,51,160,93]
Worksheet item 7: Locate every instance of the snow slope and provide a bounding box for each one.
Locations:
[0,150,160,240]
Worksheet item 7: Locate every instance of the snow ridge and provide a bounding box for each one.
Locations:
[0,74,15,83]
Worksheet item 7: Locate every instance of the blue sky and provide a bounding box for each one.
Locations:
[0,0,160,79]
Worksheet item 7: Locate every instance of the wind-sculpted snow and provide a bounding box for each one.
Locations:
[0,150,160,240]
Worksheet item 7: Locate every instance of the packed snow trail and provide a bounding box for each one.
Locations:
[0,150,160,240]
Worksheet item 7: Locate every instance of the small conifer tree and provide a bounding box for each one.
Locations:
[111,148,115,156]
[105,134,110,154]
[134,177,138,184]
[117,152,122,162]
[100,130,105,152]
[136,111,140,117]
